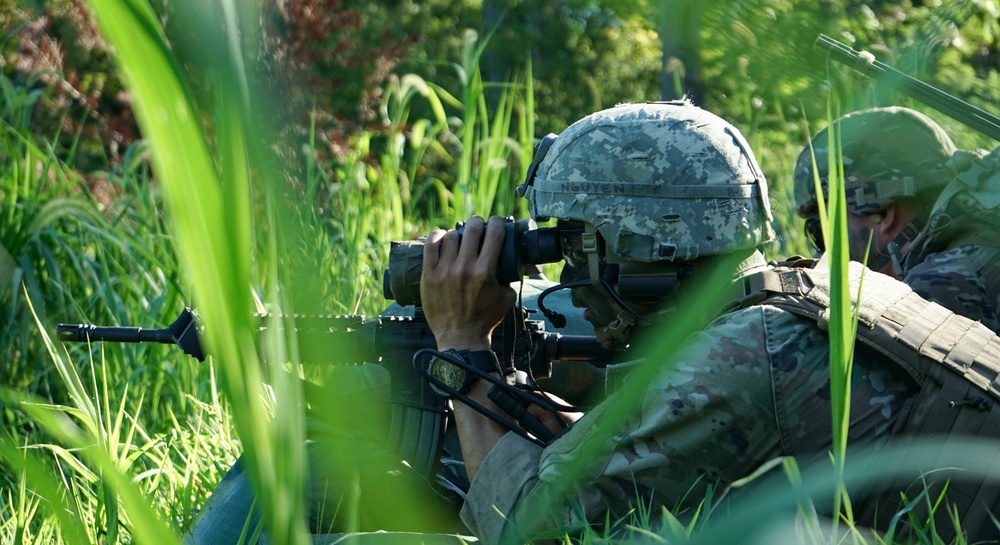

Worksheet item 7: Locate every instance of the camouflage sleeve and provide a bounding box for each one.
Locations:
[903,245,1000,334]
[459,433,544,543]
[458,304,912,545]
[460,306,783,545]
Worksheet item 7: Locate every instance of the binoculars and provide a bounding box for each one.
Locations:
[383,218,563,306]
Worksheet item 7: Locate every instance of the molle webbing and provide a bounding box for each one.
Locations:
[739,260,1000,542]
[740,261,1000,399]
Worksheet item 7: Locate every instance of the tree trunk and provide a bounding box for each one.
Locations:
[658,1,704,105]
[481,0,509,111]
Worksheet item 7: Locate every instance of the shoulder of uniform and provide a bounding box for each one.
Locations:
[768,255,820,269]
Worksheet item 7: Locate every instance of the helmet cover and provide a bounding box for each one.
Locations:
[794,106,956,218]
[521,101,774,262]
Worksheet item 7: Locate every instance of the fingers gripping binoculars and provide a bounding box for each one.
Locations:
[383,218,563,306]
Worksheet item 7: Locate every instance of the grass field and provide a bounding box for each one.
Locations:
[3,1,997,544]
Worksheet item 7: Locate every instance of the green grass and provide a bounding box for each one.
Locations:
[1,1,542,542]
[0,115,236,540]
[0,0,993,544]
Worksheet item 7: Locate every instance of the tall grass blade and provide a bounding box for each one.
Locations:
[83,0,309,542]
[0,434,89,544]
[817,97,864,533]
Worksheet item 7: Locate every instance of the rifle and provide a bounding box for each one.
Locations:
[56,299,612,478]
[814,34,1000,142]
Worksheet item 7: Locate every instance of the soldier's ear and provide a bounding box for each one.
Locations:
[876,205,905,239]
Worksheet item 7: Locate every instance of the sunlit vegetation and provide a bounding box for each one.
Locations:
[1,0,998,543]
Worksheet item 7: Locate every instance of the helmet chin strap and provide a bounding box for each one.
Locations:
[537,223,661,350]
[582,223,648,350]
[885,221,922,277]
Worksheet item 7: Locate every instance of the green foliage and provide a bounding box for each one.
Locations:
[474,1,662,135]
[3,1,1000,544]
[812,97,864,535]
[0,0,138,170]
[83,0,317,542]
[651,0,1000,259]
[0,72,202,418]
[0,57,239,544]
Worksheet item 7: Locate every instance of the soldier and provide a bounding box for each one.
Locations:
[793,106,1000,332]
[191,102,1000,544]
[424,101,1000,544]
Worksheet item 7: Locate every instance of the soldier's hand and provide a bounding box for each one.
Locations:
[526,391,583,439]
[420,215,517,351]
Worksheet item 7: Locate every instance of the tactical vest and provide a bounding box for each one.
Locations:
[903,146,1000,275]
[737,257,1000,542]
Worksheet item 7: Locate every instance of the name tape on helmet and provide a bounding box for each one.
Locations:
[533,179,762,199]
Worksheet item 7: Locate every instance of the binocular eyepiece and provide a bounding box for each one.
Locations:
[383,218,563,306]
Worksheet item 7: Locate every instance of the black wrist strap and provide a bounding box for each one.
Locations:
[453,349,515,385]
[414,348,575,448]
[414,348,552,448]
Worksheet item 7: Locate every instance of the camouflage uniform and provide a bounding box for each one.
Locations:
[457,102,919,545]
[461,258,917,545]
[902,245,1000,333]
[793,107,1000,334]
[901,146,1000,333]
[465,257,1000,545]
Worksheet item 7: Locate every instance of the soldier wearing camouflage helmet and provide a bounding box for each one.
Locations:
[794,107,1000,333]
[793,107,954,271]
[421,101,924,544]
[187,101,1000,545]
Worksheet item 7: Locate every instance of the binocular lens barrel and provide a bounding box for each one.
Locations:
[383,219,563,306]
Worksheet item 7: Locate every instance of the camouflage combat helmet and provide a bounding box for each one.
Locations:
[519,100,775,263]
[794,107,956,219]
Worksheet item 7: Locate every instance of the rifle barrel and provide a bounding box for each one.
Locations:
[56,323,175,344]
[56,308,206,360]
[546,334,614,363]
[815,34,1000,142]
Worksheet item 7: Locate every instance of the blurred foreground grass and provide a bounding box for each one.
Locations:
[0,0,991,543]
